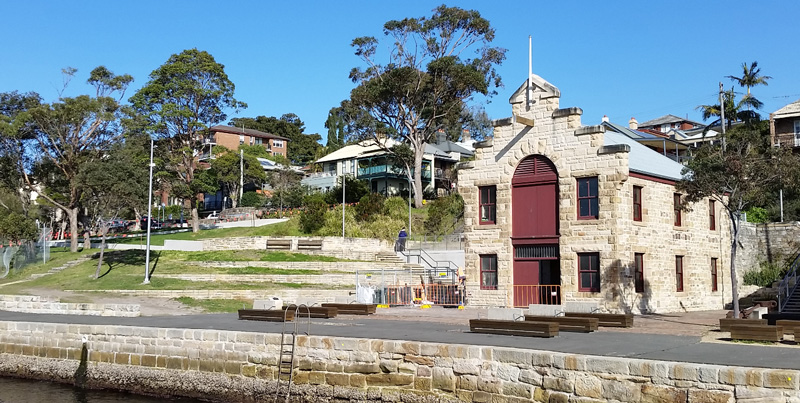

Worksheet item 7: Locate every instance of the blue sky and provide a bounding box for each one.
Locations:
[2,1,798,138]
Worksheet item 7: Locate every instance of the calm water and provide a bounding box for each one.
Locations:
[0,377,206,403]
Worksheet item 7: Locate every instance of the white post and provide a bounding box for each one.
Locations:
[780,189,784,223]
[239,149,244,205]
[408,175,412,239]
[144,138,154,284]
[342,163,346,238]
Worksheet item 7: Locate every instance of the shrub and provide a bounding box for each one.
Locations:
[325,176,370,204]
[385,197,409,221]
[745,207,770,223]
[355,193,387,221]
[240,191,264,207]
[299,194,327,234]
[743,261,787,287]
[424,193,464,235]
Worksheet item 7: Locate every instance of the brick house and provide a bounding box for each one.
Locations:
[206,125,289,158]
[770,99,800,149]
[457,75,734,314]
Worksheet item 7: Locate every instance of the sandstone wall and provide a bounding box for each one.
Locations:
[202,236,395,261]
[0,321,797,402]
[0,295,140,317]
[737,221,800,274]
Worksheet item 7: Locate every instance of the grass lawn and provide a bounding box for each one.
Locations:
[175,296,253,313]
[107,219,304,246]
[0,248,95,286]
[0,249,350,295]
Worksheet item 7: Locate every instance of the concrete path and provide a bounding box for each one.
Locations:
[0,308,796,371]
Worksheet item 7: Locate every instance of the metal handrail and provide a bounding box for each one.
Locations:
[778,251,800,312]
[400,247,459,283]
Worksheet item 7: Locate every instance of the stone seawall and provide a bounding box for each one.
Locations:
[0,295,140,317]
[737,221,800,274]
[0,321,798,402]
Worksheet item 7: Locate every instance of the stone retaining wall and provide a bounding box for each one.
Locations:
[186,261,419,273]
[65,289,352,304]
[737,221,800,275]
[159,273,416,288]
[0,321,797,402]
[0,295,140,317]
[202,236,395,261]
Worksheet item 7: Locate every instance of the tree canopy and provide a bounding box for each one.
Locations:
[129,48,246,232]
[342,5,505,207]
[209,146,266,208]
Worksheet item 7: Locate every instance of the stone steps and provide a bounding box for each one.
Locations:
[27,256,91,280]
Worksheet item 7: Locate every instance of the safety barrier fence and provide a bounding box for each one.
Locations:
[512,285,561,307]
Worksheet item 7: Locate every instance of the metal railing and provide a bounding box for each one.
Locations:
[385,283,465,306]
[406,234,465,251]
[400,246,459,283]
[778,250,800,312]
[512,285,561,307]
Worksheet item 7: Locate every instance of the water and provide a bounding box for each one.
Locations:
[0,377,205,403]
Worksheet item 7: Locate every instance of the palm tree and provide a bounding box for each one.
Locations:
[697,87,761,129]
[726,61,771,95]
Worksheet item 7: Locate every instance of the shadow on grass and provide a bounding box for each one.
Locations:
[94,250,160,279]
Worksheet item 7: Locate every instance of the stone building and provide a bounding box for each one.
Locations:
[457,75,734,313]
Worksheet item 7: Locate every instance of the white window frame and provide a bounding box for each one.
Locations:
[794,120,800,147]
[272,140,284,148]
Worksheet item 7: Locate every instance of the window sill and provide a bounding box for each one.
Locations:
[633,221,646,227]
[477,224,500,230]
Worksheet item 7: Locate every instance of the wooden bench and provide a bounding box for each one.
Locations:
[469,319,559,338]
[730,324,783,342]
[321,303,376,315]
[238,309,294,322]
[524,315,599,333]
[564,312,633,328]
[297,239,323,250]
[266,239,292,250]
[283,305,338,319]
[776,320,800,336]
[719,318,767,332]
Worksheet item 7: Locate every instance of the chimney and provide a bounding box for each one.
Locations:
[602,115,609,123]
[629,117,638,130]
[462,129,471,142]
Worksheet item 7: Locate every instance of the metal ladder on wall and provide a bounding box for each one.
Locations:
[273,304,311,403]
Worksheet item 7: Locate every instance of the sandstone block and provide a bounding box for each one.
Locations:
[350,373,366,388]
[365,373,413,387]
[502,381,531,399]
[496,364,521,382]
[519,369,543,386]
[379,359,398,373]
[543,376,574,393]
[414,377,431,391]
[601,379,641,401]
[574,375,602,399]
[640,384,688,403]
[453,358,482,375]
[308,371,326,385]
[548,391,569,403]
[398,362,416,374]
[764,369,800,389]
[477,376,502,393]
[344,362,380,374]
[325,373,350,386]
[458,375,477,391]
[405,354,434,366]
[432,367,455,392]
[472,391,492,403]
[688,389,734,403]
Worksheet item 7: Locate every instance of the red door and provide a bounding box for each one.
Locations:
[513,260,540,307]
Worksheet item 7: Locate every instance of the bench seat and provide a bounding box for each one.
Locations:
[321,303,376,315]
[719,318,767,332]
[238,309,294,322]
[524,315,599,333]
[564,312,633,328]
[297,239,323,250]
[470,319,559,338]
[266,239,292,250]
[730,324,783,342]
[283,305,338,319]
[775,320,800,336]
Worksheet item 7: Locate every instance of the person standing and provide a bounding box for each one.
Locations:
[396,227,408,252]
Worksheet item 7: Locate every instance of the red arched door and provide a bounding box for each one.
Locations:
[512,155,560,307]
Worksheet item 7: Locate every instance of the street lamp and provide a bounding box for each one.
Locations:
[144,138,155,284]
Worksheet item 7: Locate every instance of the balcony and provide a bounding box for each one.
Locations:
[357,165,431,180]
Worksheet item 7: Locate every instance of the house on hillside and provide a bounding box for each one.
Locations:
[637,114,704,134]
[304,138,471,197]
[601,118,691,163]
[201,125,289,159]
[770,99,800,149]
[458,74,733,314]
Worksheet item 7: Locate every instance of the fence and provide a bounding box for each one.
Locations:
[385,283,466,306]
[406,233,465,251]
[353,269,466,306]
[512,285,561,308]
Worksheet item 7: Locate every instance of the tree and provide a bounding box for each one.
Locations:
[344,5,505,207]
[324,107,346,151]
[677,123,799,318]
[230,114,322,166]
[24,67,132,252]
[209,147,266,208]
[267,166,301,216]
[0,91,42,213]
[697,87,762,129]
[130,49,246,232]
[727,61,771,97]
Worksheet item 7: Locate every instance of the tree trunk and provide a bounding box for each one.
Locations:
[133,207,142,232]
[94,225,108,279]
[69,208,79,253]
[729,211,741,318]
[191,206,200,233]
[413,146,424,208]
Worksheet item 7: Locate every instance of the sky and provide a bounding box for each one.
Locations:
[2,1,798,139]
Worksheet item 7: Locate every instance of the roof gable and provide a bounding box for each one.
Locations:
[508,74,560,105]
[772,99,800,118]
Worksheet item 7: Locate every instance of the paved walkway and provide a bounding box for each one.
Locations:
[0,307,797,371]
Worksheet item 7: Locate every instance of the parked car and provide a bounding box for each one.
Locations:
[206,211,219,219]
[140,217,162,229]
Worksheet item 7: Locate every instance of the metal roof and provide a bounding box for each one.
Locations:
[772,99,800,117]
[603,130,687,182]
[639,114,704,128]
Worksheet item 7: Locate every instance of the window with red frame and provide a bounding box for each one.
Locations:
[673,193,682,226]
[676,256,684,292]
[479,186,496,225]
[480,255,498,290]
[711,258,718,292]
[578,253,600,292]
[577,177,599,219]
[709,199,716,230]
[633,186,642,222]
[634,253,644,293]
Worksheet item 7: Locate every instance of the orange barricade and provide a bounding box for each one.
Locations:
[512,285,561,307]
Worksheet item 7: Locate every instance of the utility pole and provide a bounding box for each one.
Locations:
[719,82,726,152]
[239,149,244,206]
[144,138,155,285]
[341,163,346,238]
